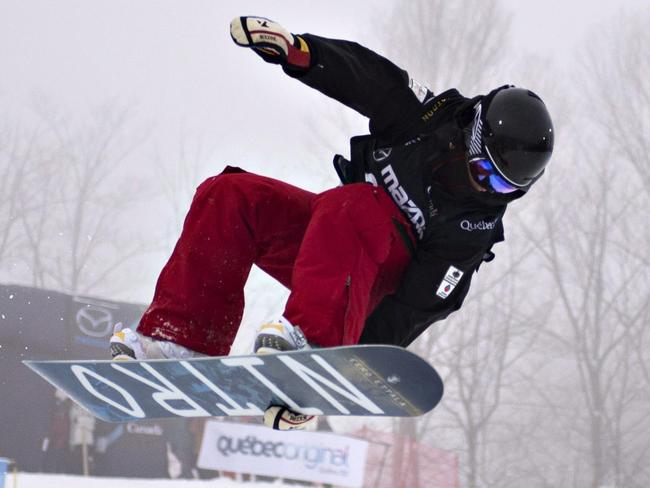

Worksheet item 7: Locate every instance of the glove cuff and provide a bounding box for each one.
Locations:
[286,35,310,69]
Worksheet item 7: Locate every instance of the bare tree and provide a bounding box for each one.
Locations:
[0,121,56,284]
[531,13,650,486]
[378,0,512,94]
[398,244,547,488]
[10,102,154,298]
[580,16,650,432]
[0,123,27,267]
[517,133,650,487]
[581,11,650,198]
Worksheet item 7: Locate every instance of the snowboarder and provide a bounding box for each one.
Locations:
[110,16,554,429]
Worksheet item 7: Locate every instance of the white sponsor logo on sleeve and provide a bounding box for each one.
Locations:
[409,78,430,103]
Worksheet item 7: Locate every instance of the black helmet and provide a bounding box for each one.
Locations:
[466,85,554,189]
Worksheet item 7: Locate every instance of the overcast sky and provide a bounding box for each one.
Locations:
[2,4,648,480]
[0,0,646,305]
[0,0,645,180]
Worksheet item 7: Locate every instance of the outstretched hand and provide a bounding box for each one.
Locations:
[230,16,310,69]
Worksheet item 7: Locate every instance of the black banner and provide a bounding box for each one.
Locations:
[0,284,193,477]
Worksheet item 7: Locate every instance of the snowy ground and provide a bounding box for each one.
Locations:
[5,473,294,488]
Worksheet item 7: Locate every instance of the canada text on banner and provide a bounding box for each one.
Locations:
[197,420,368,488]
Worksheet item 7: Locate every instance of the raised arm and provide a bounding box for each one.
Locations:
[230,16,430,137]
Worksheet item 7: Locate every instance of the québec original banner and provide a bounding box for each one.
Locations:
[198,420,368,487]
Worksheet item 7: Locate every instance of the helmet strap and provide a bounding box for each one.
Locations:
[466,101,484,158]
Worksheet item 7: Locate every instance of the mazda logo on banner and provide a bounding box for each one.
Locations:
[75,304,114,338]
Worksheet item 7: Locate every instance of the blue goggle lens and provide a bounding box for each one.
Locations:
[469,158,518,194]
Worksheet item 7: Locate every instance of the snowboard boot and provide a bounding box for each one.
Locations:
[110,323,203,360]
[253,317,317,431]
[254,317,310,355]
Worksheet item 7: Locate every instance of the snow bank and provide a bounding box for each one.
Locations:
[7,473,290,488]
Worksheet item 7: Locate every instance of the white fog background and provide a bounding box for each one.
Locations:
[1,1,649,487]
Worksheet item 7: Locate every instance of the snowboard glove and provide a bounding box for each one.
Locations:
[230,16,311,69]
[264,405,317,431]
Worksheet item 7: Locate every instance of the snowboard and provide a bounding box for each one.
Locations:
[24,345,443,422]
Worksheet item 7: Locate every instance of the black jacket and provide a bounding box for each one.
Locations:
[286,34,524,346]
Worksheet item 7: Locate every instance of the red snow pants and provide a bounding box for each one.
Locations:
[137,167,414,356]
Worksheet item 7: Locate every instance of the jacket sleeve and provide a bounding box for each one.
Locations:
[359,247,485,347]
[285,34,431,137]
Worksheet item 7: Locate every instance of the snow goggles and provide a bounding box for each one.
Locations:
[468,158,519,194]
